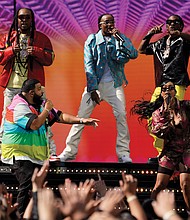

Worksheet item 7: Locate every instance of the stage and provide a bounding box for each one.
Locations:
[0,161,188,218]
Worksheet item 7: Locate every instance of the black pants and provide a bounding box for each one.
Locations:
[10,160,42,217]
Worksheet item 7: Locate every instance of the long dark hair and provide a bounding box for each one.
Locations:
[6,8,36,47]
[6,8,36,71]
[130,95,163,121]
[130,81,174,122]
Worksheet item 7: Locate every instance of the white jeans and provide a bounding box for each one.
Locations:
[0,88,56,155]
[62,81,130,160]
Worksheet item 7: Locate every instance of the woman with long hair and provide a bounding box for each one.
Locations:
[131,80,190,216]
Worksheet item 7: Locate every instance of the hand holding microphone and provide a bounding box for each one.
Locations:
[44,99,53,112]
[164,93,171,111]
[166,93,171,106]
[44,99,60,121]
[110,28,125,43]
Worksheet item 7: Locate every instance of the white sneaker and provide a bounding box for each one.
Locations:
[49,155,60,162]
[58,152,75,162]
[118,155,132,163]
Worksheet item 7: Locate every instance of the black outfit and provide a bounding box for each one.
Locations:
[145,35,190,87]
[10,160,41,217]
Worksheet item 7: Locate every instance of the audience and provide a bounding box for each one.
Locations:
[152,190,183,220]
[0,160,189,220]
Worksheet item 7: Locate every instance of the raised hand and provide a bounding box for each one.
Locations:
[119,173,137,197]
[152,190,179,219]
[148,23,164,35]
[37,188,56,220]
[31,160,49,191]
[98,188,124,214]
[44,100,53,112]
[4,192,19,216]
[0,183,7,195]
[58,178,98,220]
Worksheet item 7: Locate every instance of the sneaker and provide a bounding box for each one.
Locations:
[58,152,75,162]
[118,155,132,163]
[49,155,60,162]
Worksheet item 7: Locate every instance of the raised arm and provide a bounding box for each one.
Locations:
[138,23,164,53]
[119,173,147,220]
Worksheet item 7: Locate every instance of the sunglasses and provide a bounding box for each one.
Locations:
[99,20,115,25]
[166,20,181,25]
[18,15,31,20]
[161,86,175,92]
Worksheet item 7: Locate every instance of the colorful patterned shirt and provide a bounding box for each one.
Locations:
[1,94,56,165]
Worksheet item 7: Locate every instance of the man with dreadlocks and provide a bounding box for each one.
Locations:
[0,8,56,155]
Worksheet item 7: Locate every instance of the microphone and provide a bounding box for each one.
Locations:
[115,32,125,43]
[166,94,171,106]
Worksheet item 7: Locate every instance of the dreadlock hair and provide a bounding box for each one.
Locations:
[98,13,114,30]
[7,8,36,71]
[6,8,36,47]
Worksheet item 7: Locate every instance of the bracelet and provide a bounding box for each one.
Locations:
[163,210,176,220]
[79,118,84,124]
[44,108,50,113]
[127,195,137,203]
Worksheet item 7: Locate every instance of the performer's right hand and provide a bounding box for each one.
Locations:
[91,91,101,105]
[163,93,170,111]
[148,23,164,35]
[44,99,53,111]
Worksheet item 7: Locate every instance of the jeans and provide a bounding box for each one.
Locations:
[62,81,130,160]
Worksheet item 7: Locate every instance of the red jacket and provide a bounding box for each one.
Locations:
[0,30,54,87]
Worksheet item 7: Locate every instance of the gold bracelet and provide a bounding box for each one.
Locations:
[127,195,137,203]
